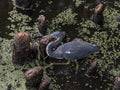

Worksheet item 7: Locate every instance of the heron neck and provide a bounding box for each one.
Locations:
[46,37,63,58]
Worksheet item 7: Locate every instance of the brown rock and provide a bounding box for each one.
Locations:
[113,75,120,90]
[39,79,50,90]
[25,67,43,87]
[12,32,31,64]
[38,15,46,36]
[85,59,98,77]
[93,2,105,26]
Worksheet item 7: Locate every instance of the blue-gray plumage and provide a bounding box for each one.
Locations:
[46,32,100,61]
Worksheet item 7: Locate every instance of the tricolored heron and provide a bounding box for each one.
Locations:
[46,31,100,73]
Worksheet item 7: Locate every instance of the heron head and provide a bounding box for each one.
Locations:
[50,31,65,39]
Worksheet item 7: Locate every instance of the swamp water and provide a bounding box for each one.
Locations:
[0,0,120,90]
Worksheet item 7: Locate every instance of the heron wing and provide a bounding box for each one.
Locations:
[58,41,95,61]
[55,40,99,61]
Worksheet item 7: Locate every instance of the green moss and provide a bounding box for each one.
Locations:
[0,0,120,90]
[75,0,84,7]
[48,8,77,32]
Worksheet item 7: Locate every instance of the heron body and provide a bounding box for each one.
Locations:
[46,32,100,61]
[55,40,100,61]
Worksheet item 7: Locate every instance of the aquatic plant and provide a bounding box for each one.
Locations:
[114,1,120,8]
[48,8,77,32]
[7,10,40,40]
[0,38,27,90]
[7,11,33,36]
[75,0,84,7]
[0,0,120,90]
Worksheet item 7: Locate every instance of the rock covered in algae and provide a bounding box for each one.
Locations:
[11,32,31,65]
[25,67,43,87]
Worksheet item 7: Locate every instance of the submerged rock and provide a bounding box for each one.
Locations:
[85,59,98,78]
[113,75,120,90]
[25,67,43,87]
[38,15,47,36]
[93,1,105,26]
[39,79,50,90]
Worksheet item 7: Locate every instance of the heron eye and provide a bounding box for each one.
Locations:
[52,47,56,50]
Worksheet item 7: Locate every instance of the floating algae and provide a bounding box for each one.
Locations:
[0,0,120,90]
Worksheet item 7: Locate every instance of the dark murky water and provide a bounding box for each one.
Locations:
[0,0,12,38]
[0,0,119,90]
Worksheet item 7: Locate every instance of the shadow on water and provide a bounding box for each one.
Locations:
[32,0,76,21]
[0,0,12,39]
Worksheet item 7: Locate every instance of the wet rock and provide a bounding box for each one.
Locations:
[12,32,31,65]
[38,15,47,36]
[93,1,105,26]
[39,79,51,90]
[85,59,98,78]
[25,67,43,87]
[113,75,120,90]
